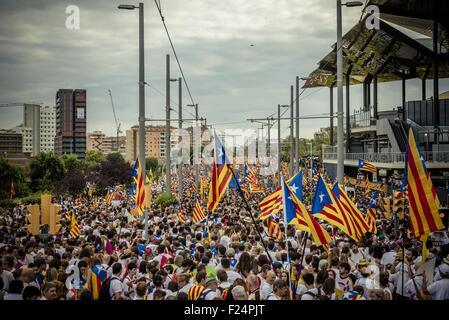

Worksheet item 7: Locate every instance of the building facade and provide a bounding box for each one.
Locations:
[87,130,126,157]
[55,89,87,159]
[40,106,56,153]
[23,104,40,156]
[125,125,176,163]
[0,129,23,154]
[10,126,33,154]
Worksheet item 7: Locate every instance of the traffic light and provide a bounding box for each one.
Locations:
[393,191,406,221]
[40,194,52,225]
[49,204,62,235]
[439,208,449,229]
[27,204,41,235]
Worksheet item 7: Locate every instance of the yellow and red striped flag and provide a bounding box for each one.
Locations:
[178,211,186,224]
[364,175,370,197]
[266,216,282,240]
[132,158,146,216]
[334,184,370,240]
[188,285,205,300]
[358,159,377,173]
[240,184,250,200]
[70,212,80,238]
[311,176,352,239]
[404,127,444,240]
[207,132,233,211]
[192,200,206,224]
[281,179,331,251]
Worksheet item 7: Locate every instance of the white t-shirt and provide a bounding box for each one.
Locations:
[428,278,449,300]
[109,276,126,300]
[336,273,353,292]
[261,282,273,298]
[301,287,322,300]
[0,270,14,291]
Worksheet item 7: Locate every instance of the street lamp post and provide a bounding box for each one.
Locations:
[336,0,363,184]
[118,2,148,239]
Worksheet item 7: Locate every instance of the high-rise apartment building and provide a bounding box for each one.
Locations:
[40,106,56,153]
[55,89,87,159]
[125,125,176,163]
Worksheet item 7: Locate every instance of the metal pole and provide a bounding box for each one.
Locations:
[295,76,300,173]
[278,104,281,186]
[373,74,378,152]
[290,85,294,177]
[336,0,344,184]
[346,72,351,153]
[330,84,334,145]
[195,104,199,193]
[166,54,171,195]
[433,20,439,147]
[402,70,406,122]
[267,117,271,157]
[178,77,183,201]
[138,2,148,240]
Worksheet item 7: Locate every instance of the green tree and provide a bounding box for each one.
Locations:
[61,153,81,173]
[97,152,132,189]
[145,157,159,174]
[29,152,65,192]
[85,150,105,169]
[0,157,29,199]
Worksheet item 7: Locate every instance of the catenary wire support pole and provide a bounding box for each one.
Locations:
[178,77,183,201]
[336,0,344,185]
[295,77,300,173]
[278,104,282,186]
[290,85,294,177]
[166,54,172,195]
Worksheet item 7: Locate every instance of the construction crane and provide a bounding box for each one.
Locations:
[107,90,122,152]
[0,102,43,107]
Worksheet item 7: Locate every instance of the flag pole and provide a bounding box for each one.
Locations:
[299,231,308,271]
[280,177,293,299]
[229,165,273,265]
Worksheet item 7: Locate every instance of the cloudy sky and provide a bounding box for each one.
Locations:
[1,0,448,139]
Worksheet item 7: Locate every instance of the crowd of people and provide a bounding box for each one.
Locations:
[1,164,449,301]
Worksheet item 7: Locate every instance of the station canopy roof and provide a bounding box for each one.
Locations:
[303,0,449,88]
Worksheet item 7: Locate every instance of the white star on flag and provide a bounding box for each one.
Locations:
[290,184,298,194]
[319,192,325,203]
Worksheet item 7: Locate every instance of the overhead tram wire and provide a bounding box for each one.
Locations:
[154,0,201,119]
[144,81,197,119]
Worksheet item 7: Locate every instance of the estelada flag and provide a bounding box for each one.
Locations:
[403,127,444,239]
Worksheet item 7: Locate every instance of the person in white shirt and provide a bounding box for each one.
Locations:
[423,263,449,300]
[199,278,220,300]
[177,273,193,294]
[221,258,241,284]
[109,263,128,300]
[266,279,288,300]
[3,279,23,300]
[261,270,276,298]
[335,262,353,292]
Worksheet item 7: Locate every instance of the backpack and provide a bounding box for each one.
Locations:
[302,288,322,300]
[197,289,214,301]
[99,276,120,301]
